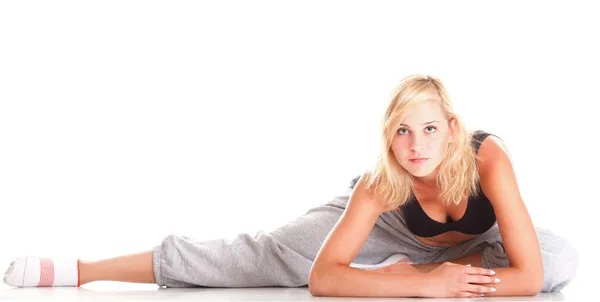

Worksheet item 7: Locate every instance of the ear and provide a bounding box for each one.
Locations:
[448,118,457,142]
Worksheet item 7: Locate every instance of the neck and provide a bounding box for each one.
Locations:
[413,167,440,189]
[414,177,437,188]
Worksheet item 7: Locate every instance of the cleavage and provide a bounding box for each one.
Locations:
[414,192,469,224]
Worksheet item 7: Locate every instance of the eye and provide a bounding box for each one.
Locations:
[397,128,408,135]
[397,126,437,135]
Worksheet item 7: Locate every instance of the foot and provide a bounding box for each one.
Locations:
[3,257,80,287]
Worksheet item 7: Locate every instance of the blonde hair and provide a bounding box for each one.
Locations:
[363,74,480,210]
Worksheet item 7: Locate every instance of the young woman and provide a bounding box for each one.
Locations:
[4,75,577,298]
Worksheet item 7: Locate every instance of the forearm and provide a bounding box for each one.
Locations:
[309,264,427,298]
[377,265,539,297]
[376,252,541,296]
[371,252,481,275]
[410,252,483,273]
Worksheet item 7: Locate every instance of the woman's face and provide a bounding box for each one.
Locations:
[391,101,455,181]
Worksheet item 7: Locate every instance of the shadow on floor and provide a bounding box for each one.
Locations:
[1,286,568,301]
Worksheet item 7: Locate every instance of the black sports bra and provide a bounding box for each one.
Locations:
[348,130,499,238]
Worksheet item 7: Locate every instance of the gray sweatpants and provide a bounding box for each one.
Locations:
[152,192,578,292]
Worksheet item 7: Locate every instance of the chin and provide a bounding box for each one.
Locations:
[401,165,433,177]
[402,164,437,178]
[409,170,434,178]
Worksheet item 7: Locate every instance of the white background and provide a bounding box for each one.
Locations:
[1,0,597,297]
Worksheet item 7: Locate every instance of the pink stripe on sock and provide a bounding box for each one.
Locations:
[38,258,54,287]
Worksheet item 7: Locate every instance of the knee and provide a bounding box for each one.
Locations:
[542,237,579,292]
[481,242,510,269]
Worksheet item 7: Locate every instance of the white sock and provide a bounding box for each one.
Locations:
[3,257,80,287]
[349,253,413,270]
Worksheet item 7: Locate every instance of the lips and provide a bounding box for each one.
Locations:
[409,157,429,163]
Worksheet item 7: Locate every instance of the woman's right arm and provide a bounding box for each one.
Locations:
[307,174,498,298]
[308,173,428,298]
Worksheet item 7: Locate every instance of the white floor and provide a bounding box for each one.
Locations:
[0,277,585,302]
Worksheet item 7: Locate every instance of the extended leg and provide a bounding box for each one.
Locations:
[152,195,438,287]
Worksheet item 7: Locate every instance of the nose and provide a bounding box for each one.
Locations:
[410,135,425,152]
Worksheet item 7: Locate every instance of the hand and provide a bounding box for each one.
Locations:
[422,262,500,298]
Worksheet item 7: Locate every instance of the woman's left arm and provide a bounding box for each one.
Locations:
[477,136,544,296]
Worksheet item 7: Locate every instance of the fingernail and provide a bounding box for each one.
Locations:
[490,270,496,275]
[491,287,496,292]
[495,278,501,283]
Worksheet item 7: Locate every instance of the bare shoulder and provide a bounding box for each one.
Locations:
[476,134,511,176]
[348,172,388,214]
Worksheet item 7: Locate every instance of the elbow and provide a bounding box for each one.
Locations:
[308,283,327,297]
[517,266,544,296]
[308,263,346,297]
[531,264,545,294]
[308,277,325,297]
[523,280,543,296]
[530,270,544,295]
[308,267,330,297]
[521,279,543,296]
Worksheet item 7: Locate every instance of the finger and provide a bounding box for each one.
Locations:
[463,284,497,294]
[465,266,496,276]
[465,274,501,284]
